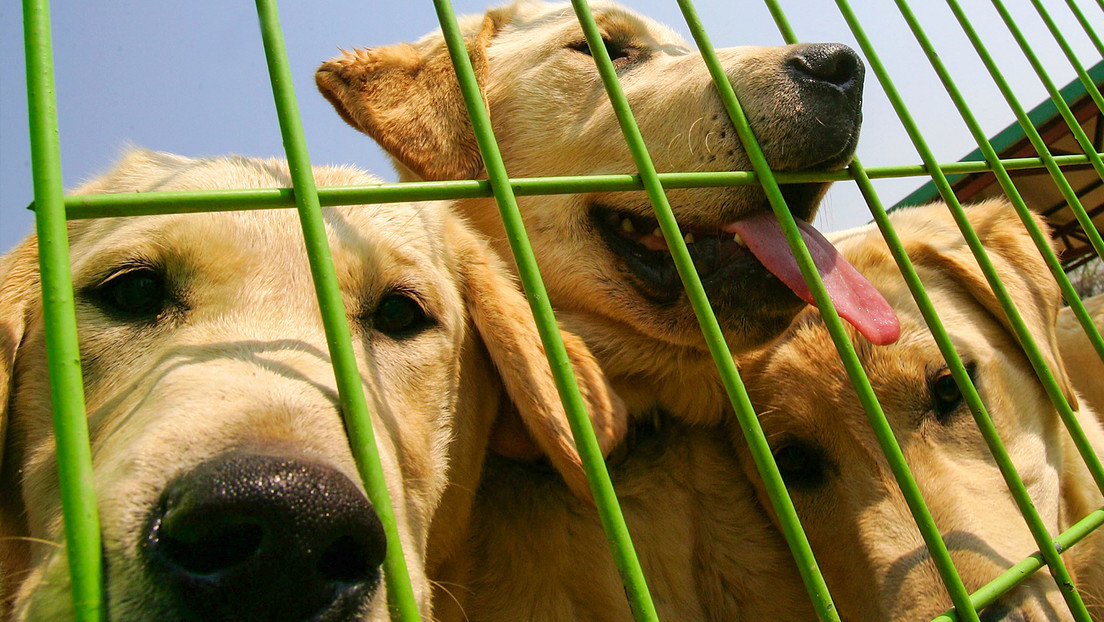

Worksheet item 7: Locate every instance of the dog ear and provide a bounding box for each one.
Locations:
[448,217,627,500]
[0,238,38,474]
[911,199,1078,411]
[316,11,510,181]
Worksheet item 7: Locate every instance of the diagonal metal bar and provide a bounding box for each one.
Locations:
[431,1,660,620]
[22,0,104,620]
[253,1,422,619]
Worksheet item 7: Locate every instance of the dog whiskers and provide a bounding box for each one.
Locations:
[428,579,472,622]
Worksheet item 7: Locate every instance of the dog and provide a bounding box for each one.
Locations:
[316,0,900,422]
[0,148,626,621]
[446,418,816,622]
[739,199,1104,620]
[440,200,1104,622]
[1058,292,1104,418]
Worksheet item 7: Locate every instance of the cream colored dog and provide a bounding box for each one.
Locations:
[316,0,900,422]
[740,200,1104,620]
[1058,293,1104,417]
[0,149,625,621]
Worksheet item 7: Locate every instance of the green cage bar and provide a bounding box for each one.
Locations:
[1027,0,1104,132]
[20,1,1104,621]
[991,0,1104,189]
[23,0,105,620]
[945,0,1104,494]
[432,1,661,620]
[253,1,422,619]
[1064,0,1104,60]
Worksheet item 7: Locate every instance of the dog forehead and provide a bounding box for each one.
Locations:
[493,0,687,46]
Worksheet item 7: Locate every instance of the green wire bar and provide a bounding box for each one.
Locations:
[51,152,1103,219]
[991,0,1104,189]
[946,0,1104,495]
[431,1,661,620]
[956,1,1104,266]
[574,0,846,616]
[23,0,105,620]
[1028,0,1104,130]
[253,1,421,619]
[758,2,981,620]
[852,0,1098,617]
[1064,0,1104,60]
[933,509,1104,622]
[23,1,1104,621]
[946,1,1104,364]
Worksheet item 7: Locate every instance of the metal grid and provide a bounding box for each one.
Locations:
[19,0,1104,621]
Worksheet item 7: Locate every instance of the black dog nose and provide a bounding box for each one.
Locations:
[144,452,387,621]
[786,43,864,92]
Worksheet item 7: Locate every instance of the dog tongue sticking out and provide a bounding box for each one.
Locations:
[727,213,900,346]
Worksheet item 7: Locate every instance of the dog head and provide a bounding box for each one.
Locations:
[316,1,888,418]
[739,199,1103,620]
[0,149,625,621]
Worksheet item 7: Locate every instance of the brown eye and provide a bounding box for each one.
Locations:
[568,38,632,63]
[372,293,433,338]
[930,363,975,423]
[773,441,829,490]
[94,267,170,320]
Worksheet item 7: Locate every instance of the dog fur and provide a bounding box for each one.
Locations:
[0,148,625,620]
[316,0,867,421]
[740,200,1104,620]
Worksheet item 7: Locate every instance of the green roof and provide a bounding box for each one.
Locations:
[894,60,1104,208]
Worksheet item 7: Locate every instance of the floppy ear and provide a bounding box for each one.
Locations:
[447,217,627,500]
[911,199,1077,410]
[316,10,510,181]
[0,237,38,611]
[0,238,39,475]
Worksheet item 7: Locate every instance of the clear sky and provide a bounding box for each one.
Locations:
[2,1,1100,254]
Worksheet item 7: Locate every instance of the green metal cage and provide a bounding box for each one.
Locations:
[18,0,1104,621]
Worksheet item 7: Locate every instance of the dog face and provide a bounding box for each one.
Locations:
[0,149,624,621]
[740,200,1104,620]
[316,0,882,418]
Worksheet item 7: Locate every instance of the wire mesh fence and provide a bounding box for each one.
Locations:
[16,0,1104,621]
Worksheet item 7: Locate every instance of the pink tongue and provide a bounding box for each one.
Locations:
[727,213,901,345]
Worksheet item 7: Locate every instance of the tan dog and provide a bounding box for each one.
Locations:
[448,419,815,622]
[740,200,1104,620]
[0,149,625,621]
[1058,293,1104,417]
[316,0,901,422]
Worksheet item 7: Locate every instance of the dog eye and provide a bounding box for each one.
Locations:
[372,293,433,338]
[568,37,632,64]
[929,363,976,423]
[94,267,170,319]
[773,442,829,490]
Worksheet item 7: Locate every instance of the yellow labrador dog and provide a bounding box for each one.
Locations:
[740,200,1104,620]
[0,149,625,621]
[444,201,1104,622]
[1058,293,1104,417]
[316,0,899,421]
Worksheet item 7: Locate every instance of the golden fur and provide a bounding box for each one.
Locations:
[316,0,866,421]
[0,149,625,620]
[740,200,1104,620]
[1058,292,1104,418]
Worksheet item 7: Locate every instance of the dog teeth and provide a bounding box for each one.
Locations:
[684,233,695,244]
[652,227,664,239]
[621,218,636,233]
[732,232,746,246]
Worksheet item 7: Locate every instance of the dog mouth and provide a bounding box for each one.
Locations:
[592,184,900,345]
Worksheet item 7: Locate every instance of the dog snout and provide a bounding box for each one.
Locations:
[786,43,864,95]
[143,451,386,621]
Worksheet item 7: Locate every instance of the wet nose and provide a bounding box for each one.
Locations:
[144,451,387,621]
[786,43,864,94]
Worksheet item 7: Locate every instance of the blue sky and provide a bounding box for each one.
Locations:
[2,1,1100,253]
